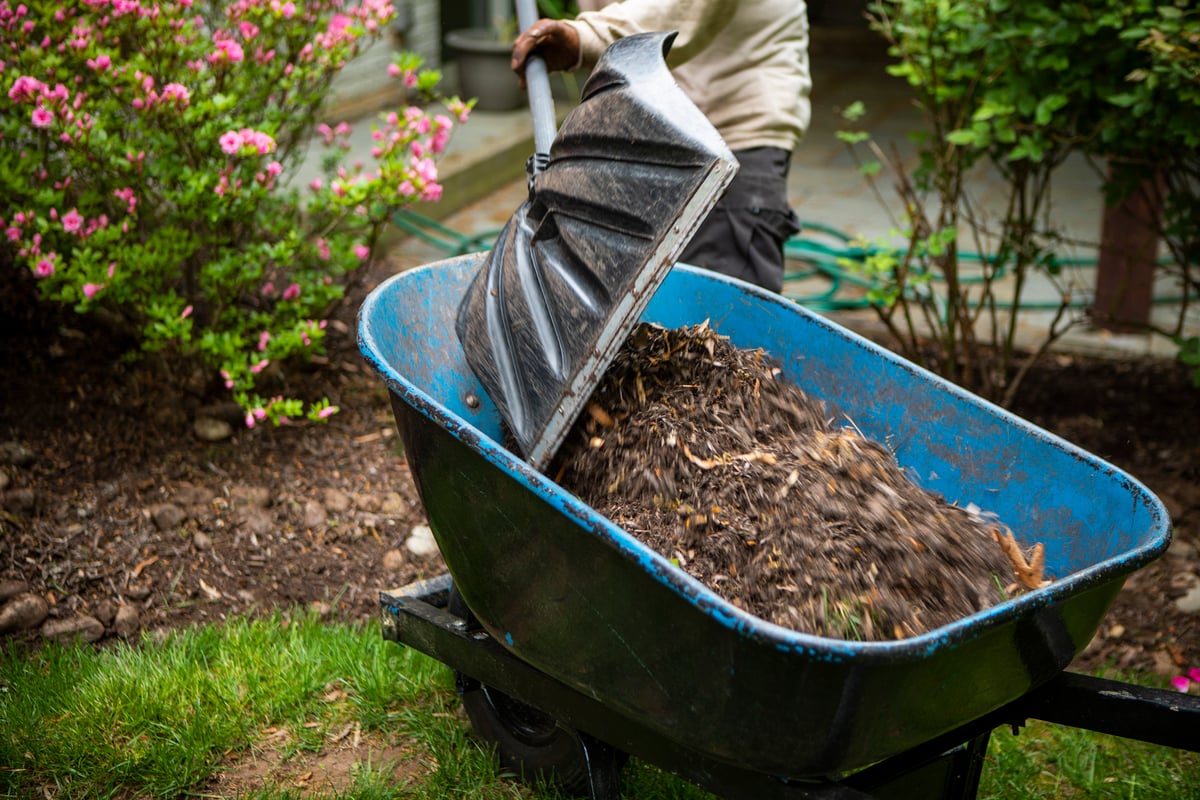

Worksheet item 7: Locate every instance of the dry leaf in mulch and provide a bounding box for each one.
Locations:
[550,322,1043,641]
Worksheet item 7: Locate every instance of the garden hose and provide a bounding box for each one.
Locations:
[783,221,1190,312]
[390,209,1191,312]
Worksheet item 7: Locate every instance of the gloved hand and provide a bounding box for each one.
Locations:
[510,19,581,85]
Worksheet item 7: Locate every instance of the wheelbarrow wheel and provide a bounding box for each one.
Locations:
[449,586,626,797]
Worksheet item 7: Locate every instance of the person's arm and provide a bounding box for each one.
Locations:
[511,0,736,80]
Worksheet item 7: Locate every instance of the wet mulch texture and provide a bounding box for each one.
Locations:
[0,256,1197,677]
[550,323,1037,641]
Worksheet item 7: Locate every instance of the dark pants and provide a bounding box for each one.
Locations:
[678,147,800,293]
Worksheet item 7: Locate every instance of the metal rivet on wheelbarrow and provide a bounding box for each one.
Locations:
[455,27,737,472]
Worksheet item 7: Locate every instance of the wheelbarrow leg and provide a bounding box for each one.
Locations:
[577,730,624,800]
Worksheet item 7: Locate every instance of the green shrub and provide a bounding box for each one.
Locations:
[1,0,472,424]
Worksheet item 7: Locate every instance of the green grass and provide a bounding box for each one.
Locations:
[0,613,1195,799]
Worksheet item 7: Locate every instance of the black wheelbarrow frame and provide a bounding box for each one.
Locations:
[380,573,1199,800]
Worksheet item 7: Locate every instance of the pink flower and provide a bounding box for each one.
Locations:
[1171,675,1191,692]
[354,243,370,260]
[208,38,244,65]
[82,282,103,299]
[257,330,270,351]
[181,305,193,319]
[245,412,256,429]
[61,208,83,233]
[250,358,270,374]
[160,82,190,107]
[387,63,401,78]
[316,405,339,419]
[8,75,45,102]
[87,54,112,71]
[282,283,300,300]
[34,257,55,278]
[219,130,243,154]
[413,157,437,183]
[31,107,53,128]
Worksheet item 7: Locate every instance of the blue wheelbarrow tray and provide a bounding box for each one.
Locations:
[358,253,1171,779]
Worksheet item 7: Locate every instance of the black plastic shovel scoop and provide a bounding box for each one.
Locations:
[455,2,737,472]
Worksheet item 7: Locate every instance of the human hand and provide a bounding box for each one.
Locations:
[511,19,581,85]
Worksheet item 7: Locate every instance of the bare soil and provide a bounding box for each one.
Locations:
[2,255,1198,676]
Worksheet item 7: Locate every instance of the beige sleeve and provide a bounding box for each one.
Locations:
[564,0,737,69]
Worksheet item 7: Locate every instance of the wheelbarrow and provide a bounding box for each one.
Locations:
[358,254,1195,799]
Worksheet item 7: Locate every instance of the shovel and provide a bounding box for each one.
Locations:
[455,0,737,472]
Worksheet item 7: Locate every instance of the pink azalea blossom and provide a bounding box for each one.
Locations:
[87,54,112,71]
[208,37,244,65]
[257,330,270,351]
[181,305,193,319]
[250,358,269,374]
[316,405,339,419]
[219,130,243,154]
[387,63,401,78]
[82,282,103,299]
[354,243,370,260]
[61,208,84,233]
[1171,675,1191,692]
[282,283,300,300]
[31,107,53,127]
[34,257,55,278]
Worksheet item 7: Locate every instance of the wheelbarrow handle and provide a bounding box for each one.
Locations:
[515,0,557,155]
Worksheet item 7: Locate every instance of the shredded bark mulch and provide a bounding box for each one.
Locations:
[550,323,1040,641]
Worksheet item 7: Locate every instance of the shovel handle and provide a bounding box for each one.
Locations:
[515,0,557,155]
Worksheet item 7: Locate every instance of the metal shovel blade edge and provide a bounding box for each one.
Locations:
[455,31,738,471]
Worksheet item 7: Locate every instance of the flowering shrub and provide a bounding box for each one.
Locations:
[1,0,472,426]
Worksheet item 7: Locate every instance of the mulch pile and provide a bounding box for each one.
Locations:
[549,323,1044,641]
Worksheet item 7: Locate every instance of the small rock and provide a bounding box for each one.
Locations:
[41,614,104,644]
[0,579,30,604]
[193,416,234,442]
[230,485,271,509]
[2,487,36,512]
[302,499,327,530]
[113,604,140,638]
[1175,581,1200,614]
[94,599,119,627]
[354,493,380,513]
[323,488,352,513]
[405,524,439,557]
[236,506,275,537]
[125,583,153,601]
[196,401,245,425]
[382,549,406,572]
[0,592,49,634]
[174,484,216,507]
[380,491,407,516]
[150,503,186,531]
[0,441,34,467]
[193,531,213,551]
[1167,535,1196,560]
[309,600,332,618]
